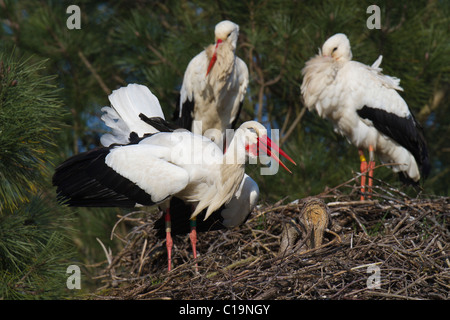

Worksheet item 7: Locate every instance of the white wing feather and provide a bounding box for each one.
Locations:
[371,55,383,69]
[229,57,249,124]
[344,62,408,116]
[179,52,207,114]
[101,84,165,147]
[220,174,259,228]
[105,143,189,203]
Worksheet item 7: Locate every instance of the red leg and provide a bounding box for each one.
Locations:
[368,145,375,198]
[359,149,368,201]
[189,217,198,272]
[165,209,173,271]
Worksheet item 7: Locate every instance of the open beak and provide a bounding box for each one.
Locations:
[257,135,297,173]
[206,39,223,76]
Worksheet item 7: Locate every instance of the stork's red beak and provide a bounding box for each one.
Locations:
[257,135,297,173]
[206,39,223,76]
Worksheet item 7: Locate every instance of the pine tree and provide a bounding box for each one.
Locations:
[0,51,75,299]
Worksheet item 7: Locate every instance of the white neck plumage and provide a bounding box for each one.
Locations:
[193,129,247,221]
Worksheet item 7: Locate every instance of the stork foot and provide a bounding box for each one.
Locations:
[165,210,173,272]
[189,218,199,272]
[359,150,368,201]
[367,160,375,198]
[367,145,375,198]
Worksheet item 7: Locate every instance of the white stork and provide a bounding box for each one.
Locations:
[175,20,249,149]
[301,33,430,200]
[53,84,293,271]
[154,173,260,238]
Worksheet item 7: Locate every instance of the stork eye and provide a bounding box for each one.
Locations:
[248,127,256,133]
[332,47,338,53]
[227,32,232,38]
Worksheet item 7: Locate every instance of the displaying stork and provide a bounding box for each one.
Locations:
[174,20,249,148]
[53,84,293,271]
[301,33,430,200]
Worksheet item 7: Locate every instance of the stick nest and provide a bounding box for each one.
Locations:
[92,178,449,300]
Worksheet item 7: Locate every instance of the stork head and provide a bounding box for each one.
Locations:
[321,33,352,62]
[206,20,240,76]
[237,121,296,173]
[214,20,239,50]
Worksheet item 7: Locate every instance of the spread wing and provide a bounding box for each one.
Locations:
[53,139,190,207]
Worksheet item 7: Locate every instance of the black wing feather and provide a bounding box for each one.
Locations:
[52,147,155,207]
[172,94,195,130]
[139,114,183,133]
[230,100,244,129]
[357,105,430,182]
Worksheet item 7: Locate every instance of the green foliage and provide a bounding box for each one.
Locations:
[0,50,75,299]
[0,197,75,299]
[0,53,63,210]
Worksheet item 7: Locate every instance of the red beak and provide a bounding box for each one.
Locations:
[206,39,223,76]
[257,135,297,173]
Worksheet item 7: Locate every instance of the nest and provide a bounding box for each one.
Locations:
[92,177,449,300]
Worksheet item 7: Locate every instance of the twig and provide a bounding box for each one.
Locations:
[254,287,278,300]
[78,50,110,95]
[206,256,259,278]
[138,238,148,276]
[280,105,307,146]
[436,241,450,268]
[110,210,148,240]
[346,208,369,235]
[96,237,112,266]
[366,291,423,300]
[327,200,378,207]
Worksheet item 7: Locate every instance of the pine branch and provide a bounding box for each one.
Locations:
[281,105,307,146]
[78,50,110,95]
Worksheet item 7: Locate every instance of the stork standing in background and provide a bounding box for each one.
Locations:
[53,84,293,271]
[173,20,249,267]
[301,33,430,200]
[175,20,249,149]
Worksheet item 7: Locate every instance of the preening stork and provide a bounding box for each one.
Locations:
[53,84,293,271]
[301,33,430,200]
[174,20,249,148]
